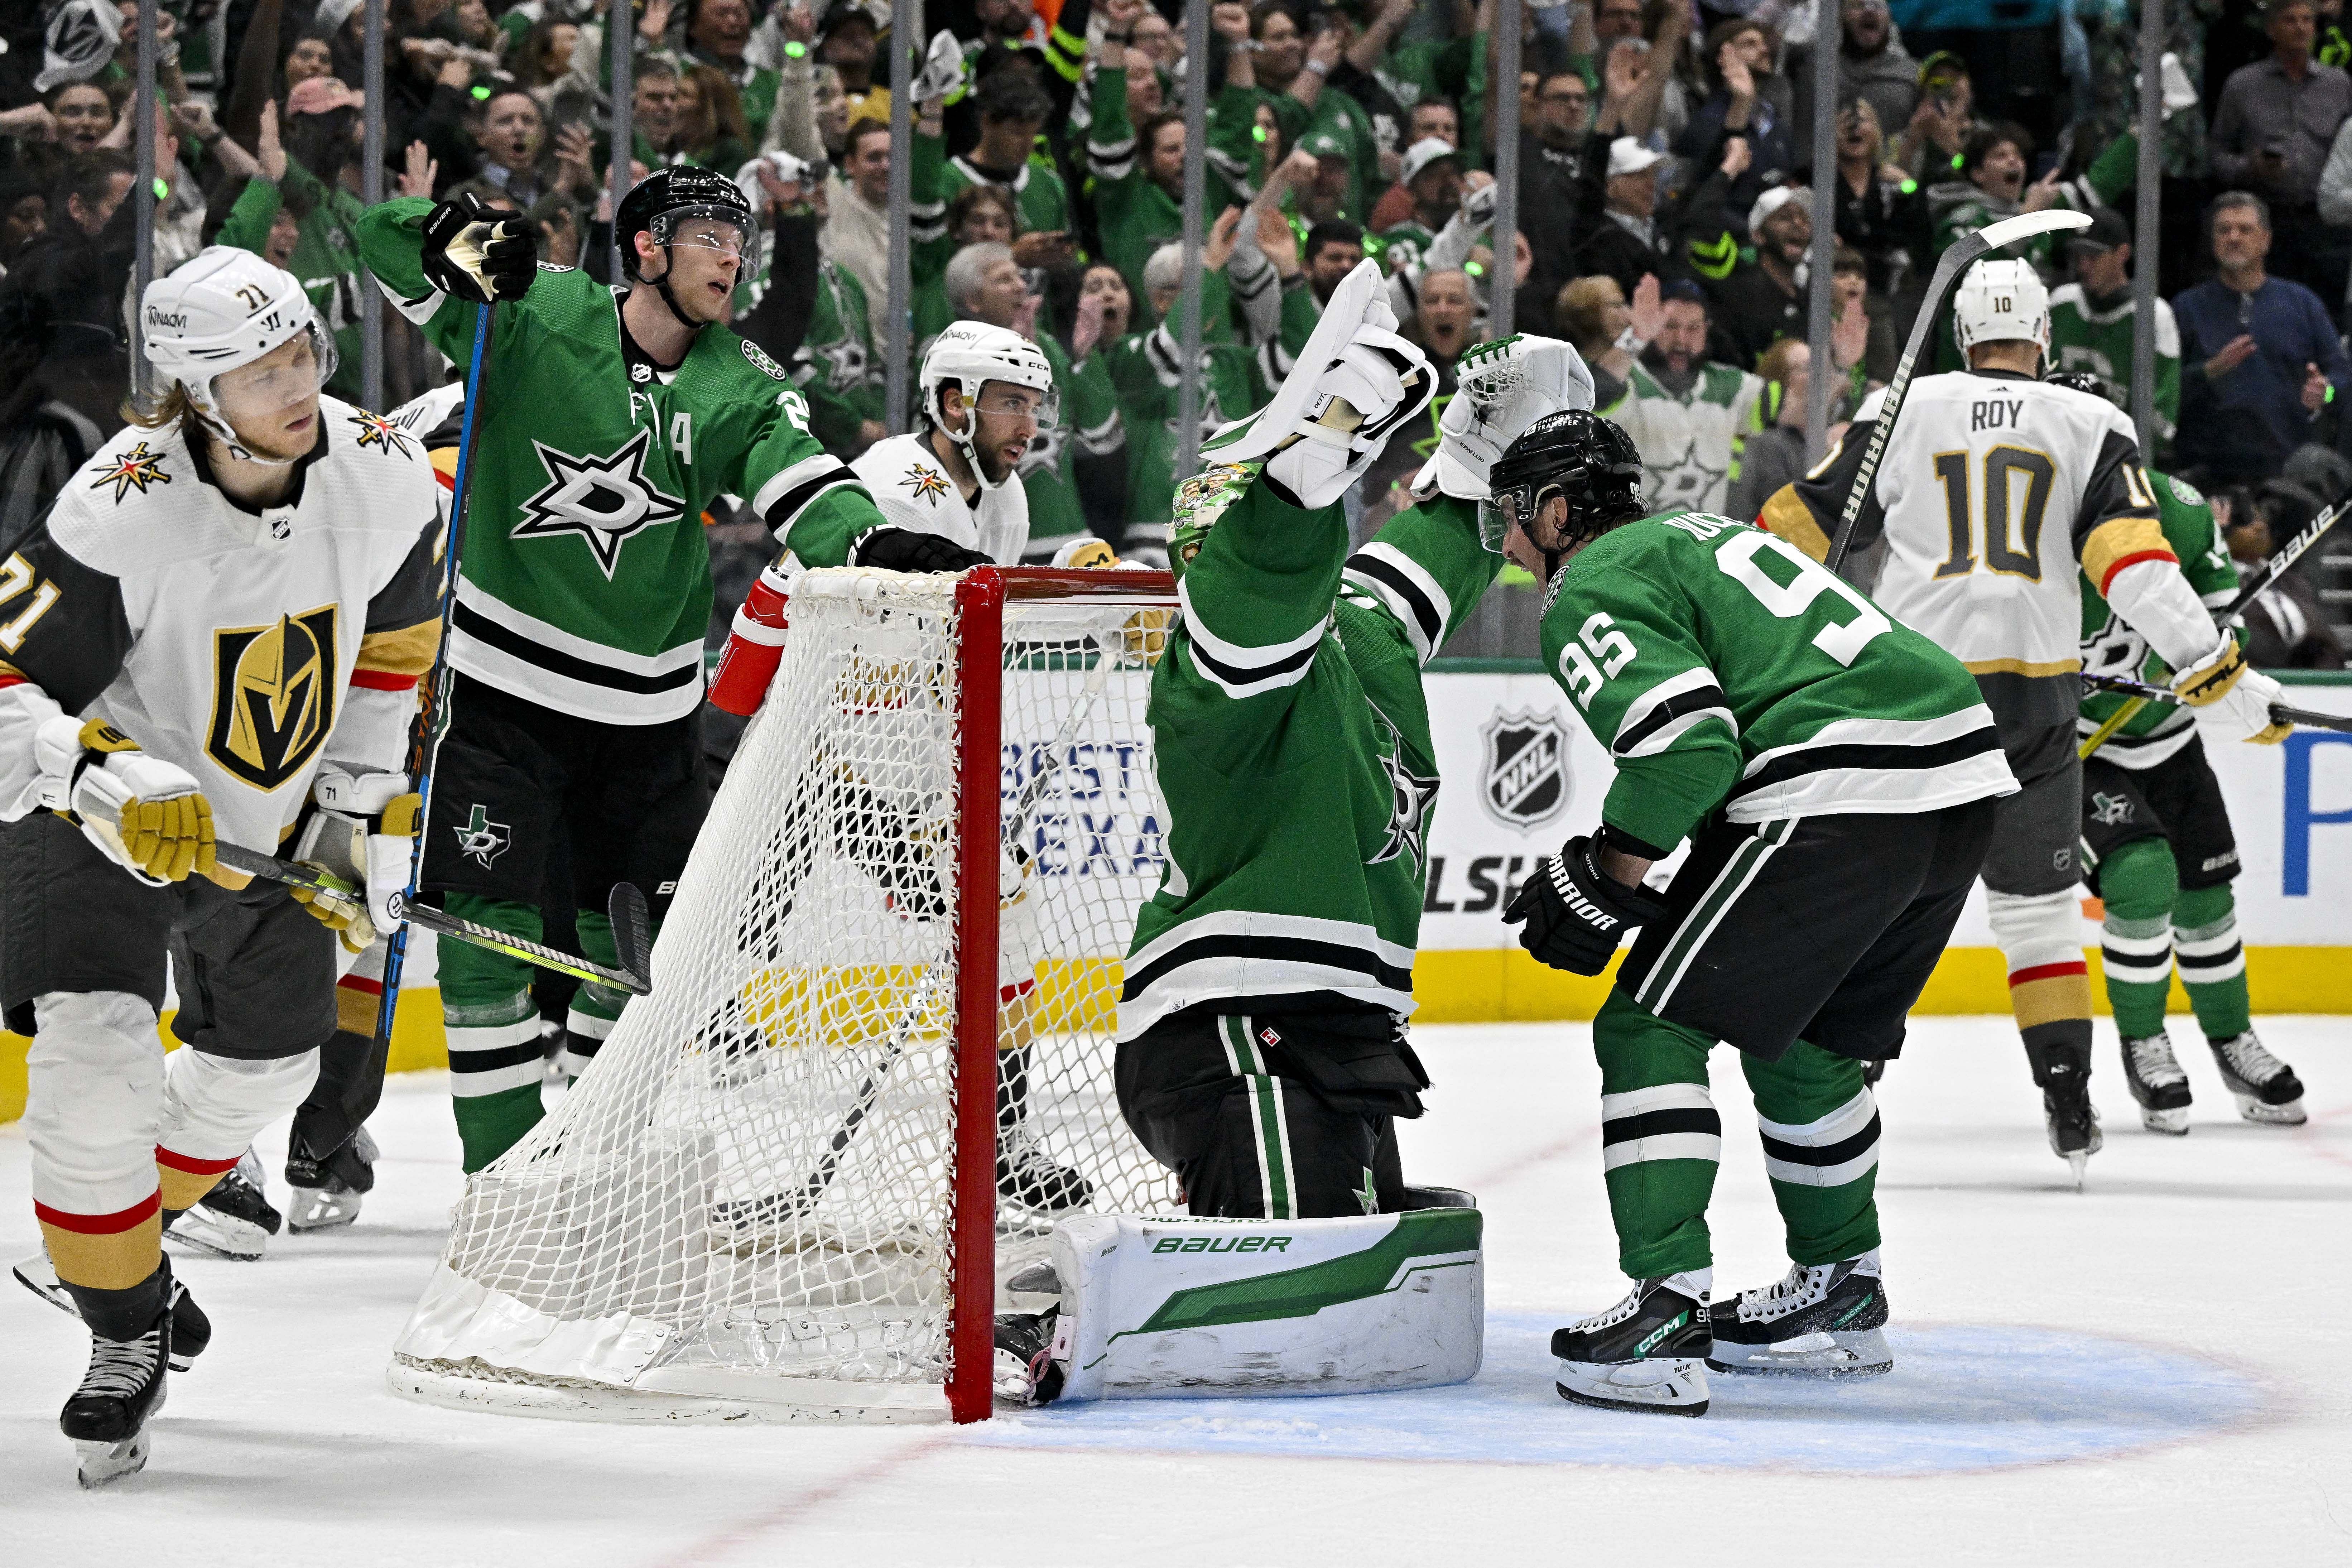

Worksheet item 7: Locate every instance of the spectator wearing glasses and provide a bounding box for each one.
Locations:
[2212,0,2352,302]
[2175,192,2352,484]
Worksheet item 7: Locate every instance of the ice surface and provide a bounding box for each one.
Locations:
[4,1016,2346,1565]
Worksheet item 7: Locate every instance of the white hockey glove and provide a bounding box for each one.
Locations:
[1458,177,1498,231]
[2174,636,2291,745]
[911,28,965,104]
[1201,261,1435,511]
[313,766,422,932]
[35,716,217,884]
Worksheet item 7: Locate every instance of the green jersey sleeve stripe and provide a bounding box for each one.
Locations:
[754,452,865,522]
[1613,667,1736,757]
[1342,543,1448,664]
[1176,574,1329,668]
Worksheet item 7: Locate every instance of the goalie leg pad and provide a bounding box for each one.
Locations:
[1046,1208,1484,1401]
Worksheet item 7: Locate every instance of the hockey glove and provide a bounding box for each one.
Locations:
[850,525,992,574]
[289,873,374,954]
[312,765,422,932]
[35,717,217,884]
[2174,636,2291,745]
[910,28,966,104]
[709,559,794,717]
[420,192,538,304]
[1502,835,1672,976]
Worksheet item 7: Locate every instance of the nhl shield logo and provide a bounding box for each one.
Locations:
[1478,708,1572,830]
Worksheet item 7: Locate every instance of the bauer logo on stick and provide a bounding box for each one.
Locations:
[1479,708,1573,829]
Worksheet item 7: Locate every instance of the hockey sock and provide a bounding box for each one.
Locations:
[1741,1042,1881,1267]
[558,907,636,1082]
[2094,837,2178,1041]
[60,1259,170,1343]
[438,895,549,1173]
[1988,890,2094,1087]
[1592,992,1721,1280]
[2173,883,2251,1042]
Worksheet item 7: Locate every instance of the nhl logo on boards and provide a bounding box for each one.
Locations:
[1478,708,1572,830]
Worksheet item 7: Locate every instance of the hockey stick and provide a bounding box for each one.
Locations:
[2080,490,2352,759]
[375,303,496,1047]
[749,626,1137,1229]
[2078,672,2352,735]
[1824,210,2093,574]
[205,839,654,993]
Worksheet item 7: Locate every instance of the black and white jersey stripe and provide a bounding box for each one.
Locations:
[1342,542,1451,666]
[1611,666,1738,759]
[1174,576,1329,699]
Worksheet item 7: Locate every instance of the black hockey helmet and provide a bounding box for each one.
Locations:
[1483,410,1647,568]
[615,165,756,324]
[2043,369,2108,400]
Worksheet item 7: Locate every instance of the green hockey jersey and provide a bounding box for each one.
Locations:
[354,201,879,724]
[1104,324,1273,541]
[2077,470,2238,769]
[939,151,1072,236]
[2049,283,2181,454]
[1120,473,1502,1037]
[1540,509,2017,855]
[213,154,367,402]
[1019,332,1125,560]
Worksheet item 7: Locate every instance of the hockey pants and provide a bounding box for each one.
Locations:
[1593,990,1880,1281]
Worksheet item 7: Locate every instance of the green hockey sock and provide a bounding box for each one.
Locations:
[2096,836,2178,1040]
[1592,991,1721,1280]
[557,908,632,1081]
[1742,1042,1881,1266]
[2173,883,2251,1042]
[439,894,547,1173]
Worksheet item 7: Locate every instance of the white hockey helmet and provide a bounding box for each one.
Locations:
[1413,334,1597,502]
[1952,256,2050,359]
[142,247,336,464]
[918,321,1059,491]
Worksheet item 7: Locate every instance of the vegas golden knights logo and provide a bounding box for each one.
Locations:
[206,605,339,789]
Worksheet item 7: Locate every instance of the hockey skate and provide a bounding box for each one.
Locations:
[2121,1031,2193,1135]
[2042,1077,2102,1189]
[285,1127,379,1232]
[996,1126,1092,1214]
[991,1306,1067,1406]
[1708,1251,1892,1378]
[62,1302,171,1488]
[1550,1273,1712,1417]
[166,1149,282,1261]
[2209,1031,2307,1126]
[15,1249,211,1372]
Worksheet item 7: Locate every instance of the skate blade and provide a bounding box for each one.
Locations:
[2067,1151,2087,1190]
[1554,1356,1709,1416]
[165,1210,268,1262]
[13,1251,77,1319]
[74,1431,150,1488]
[285,1187,363,1232]
[2139,1106,2192,1135]
[2231,1092,2308,1126]
[1708,1328,1892,1379]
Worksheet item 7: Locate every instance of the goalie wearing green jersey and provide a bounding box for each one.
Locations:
[353,169,887,1172]
[1485,410,2017,1417]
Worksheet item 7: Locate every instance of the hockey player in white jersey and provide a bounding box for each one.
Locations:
[0,247,444,1485]
[1762,259,2288,1180]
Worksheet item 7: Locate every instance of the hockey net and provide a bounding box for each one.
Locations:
[389,567,1181,1423]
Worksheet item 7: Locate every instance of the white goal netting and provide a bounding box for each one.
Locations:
[390,567,1180,1423]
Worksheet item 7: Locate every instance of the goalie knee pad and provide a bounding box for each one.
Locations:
[1037,1208,1483,1401]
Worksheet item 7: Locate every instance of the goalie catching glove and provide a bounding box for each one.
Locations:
[2173,635,2290,745]
[34,717,217,884]
[1502,834,1672,975]
[420,192,538,304]
[1199,258,1436,510]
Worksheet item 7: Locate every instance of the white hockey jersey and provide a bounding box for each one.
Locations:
[0,396,446,858]
[1763,369,2214,731]
[850,431,1030,565]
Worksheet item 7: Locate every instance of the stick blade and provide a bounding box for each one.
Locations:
[609,881,654,994]
[1973,208,2093,253]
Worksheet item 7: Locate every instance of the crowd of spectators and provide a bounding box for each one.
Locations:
[3,0,2351,650]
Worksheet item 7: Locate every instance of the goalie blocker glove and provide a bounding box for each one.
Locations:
[419,192,538,304]
[1503,833,1672,975]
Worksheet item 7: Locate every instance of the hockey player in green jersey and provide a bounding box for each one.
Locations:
[353,168,887,1172]
[1115,268,1596,1221]
[2054,375,2308,1131]
[1486,411,2017,1415]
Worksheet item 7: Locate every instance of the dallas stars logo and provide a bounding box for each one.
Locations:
[1648,437,1729,510]
[900,462,951,506]
[512,427,687,578]
[92,442,170,503]
[1367,706,1439,873]
[453,804,512,869]
[347,411,415,458]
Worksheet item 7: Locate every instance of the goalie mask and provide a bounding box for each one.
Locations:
[142,247,337,467]
[1414,335,1598,503]
[918,322,1059,492]
[1952,256,2050,359]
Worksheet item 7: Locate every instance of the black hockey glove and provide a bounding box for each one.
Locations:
[850,526,992,574]
[1502,835,1673,976]
[420,193,539,304]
